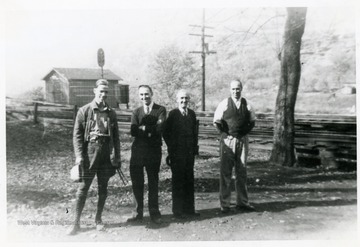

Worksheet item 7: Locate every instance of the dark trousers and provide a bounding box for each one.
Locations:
[130,146,162,218]
[171,148,195,215]
[77,141,114,198]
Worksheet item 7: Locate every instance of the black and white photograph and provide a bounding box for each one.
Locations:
[2,0,358,245]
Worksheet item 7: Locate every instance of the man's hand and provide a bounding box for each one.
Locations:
[111,156,121,168]
[214,121,229,135]
[139,125,146,131]
[166,155,172,167]
[227,135,234,140]
[166,148,174,167]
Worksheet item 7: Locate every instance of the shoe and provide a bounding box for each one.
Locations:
[221,207,231,214]
[151,217,162,224]
[67,224,80,236]
[184,211,200,217]
[95,221,106,231]
[173,213,186,219]
[127,214,143,222]
[236,204,255,212]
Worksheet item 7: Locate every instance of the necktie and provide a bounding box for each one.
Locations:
[182,110,187,116]
[145,106,150,114]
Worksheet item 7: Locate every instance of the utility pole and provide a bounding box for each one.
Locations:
[189,9,216,111]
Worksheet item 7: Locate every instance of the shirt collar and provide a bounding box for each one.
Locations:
[90,99,110,111]
[144,101,154,111]
[178,107,188,114]
[231,97,242,104]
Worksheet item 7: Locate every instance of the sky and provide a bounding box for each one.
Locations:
[1,0,358,97]
[4,7,203,95]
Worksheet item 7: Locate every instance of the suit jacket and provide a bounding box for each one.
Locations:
[130,103,166,166]
[163,108,199,156]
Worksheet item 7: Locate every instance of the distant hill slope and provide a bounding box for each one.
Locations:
[203,17,355,114]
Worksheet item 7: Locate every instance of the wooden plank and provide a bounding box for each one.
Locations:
[6,103,357,165]
[37,111,73,119]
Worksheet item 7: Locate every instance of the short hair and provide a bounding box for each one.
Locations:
[230,79,243,89]
[176,89,190,99]
[138,85,153,95]
[95,79,109,87]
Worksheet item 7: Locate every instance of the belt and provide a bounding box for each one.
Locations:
[89,136,110,143]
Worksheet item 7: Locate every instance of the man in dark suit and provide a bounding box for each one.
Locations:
[163,89,200,219]
[128,85,166,224]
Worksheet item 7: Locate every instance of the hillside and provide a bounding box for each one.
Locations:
[202,9,356,113]
[125,9,356,114]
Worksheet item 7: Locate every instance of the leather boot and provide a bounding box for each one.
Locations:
[95,195,107,231]
[67,196,86,235]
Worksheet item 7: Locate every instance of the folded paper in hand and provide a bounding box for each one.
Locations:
[70,164,82,182]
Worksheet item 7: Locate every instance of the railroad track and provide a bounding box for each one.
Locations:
[115,112,357,169]
[6,102,356,169]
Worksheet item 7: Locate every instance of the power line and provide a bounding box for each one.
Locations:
[217,12,285,47]
[208,9,248,25]
[240,10,264,44]
[205,8,226,22]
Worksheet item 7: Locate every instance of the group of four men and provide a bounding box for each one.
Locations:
[68,78,256,235]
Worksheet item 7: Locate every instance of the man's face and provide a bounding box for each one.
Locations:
[230,81,242,100]
[138,87,153,106]
[93,85,109,104]
[177,91,190,110]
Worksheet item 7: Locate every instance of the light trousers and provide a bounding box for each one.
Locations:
[219,134,250,208]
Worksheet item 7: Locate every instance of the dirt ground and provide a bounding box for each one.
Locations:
[5,120,358,244]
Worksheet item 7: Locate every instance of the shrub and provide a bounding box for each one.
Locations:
[19,86,45,101]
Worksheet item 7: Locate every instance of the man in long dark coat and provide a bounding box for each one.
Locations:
[163,89,200,219]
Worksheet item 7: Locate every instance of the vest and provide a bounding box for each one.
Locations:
[222,97,251,138]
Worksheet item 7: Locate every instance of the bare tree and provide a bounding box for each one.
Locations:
[270,7,307,166]
[150,44,201,109]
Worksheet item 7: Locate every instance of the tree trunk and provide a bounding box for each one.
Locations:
[270,7,307,167]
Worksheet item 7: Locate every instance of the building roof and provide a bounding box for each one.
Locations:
[43,68,122,81]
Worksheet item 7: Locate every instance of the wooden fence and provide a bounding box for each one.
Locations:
[6,99,357,169]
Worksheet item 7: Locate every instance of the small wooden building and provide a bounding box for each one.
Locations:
[43,68,129,108]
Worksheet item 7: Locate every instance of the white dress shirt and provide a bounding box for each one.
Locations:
[178,107,188,116]
[144,101,154,114]
[213,97,256,124]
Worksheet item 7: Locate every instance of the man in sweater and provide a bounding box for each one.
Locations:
[213,79,256,214]
[163,89,200,219]
[127,85,166,224]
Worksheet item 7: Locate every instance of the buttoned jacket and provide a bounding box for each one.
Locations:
[73,100,121,161]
